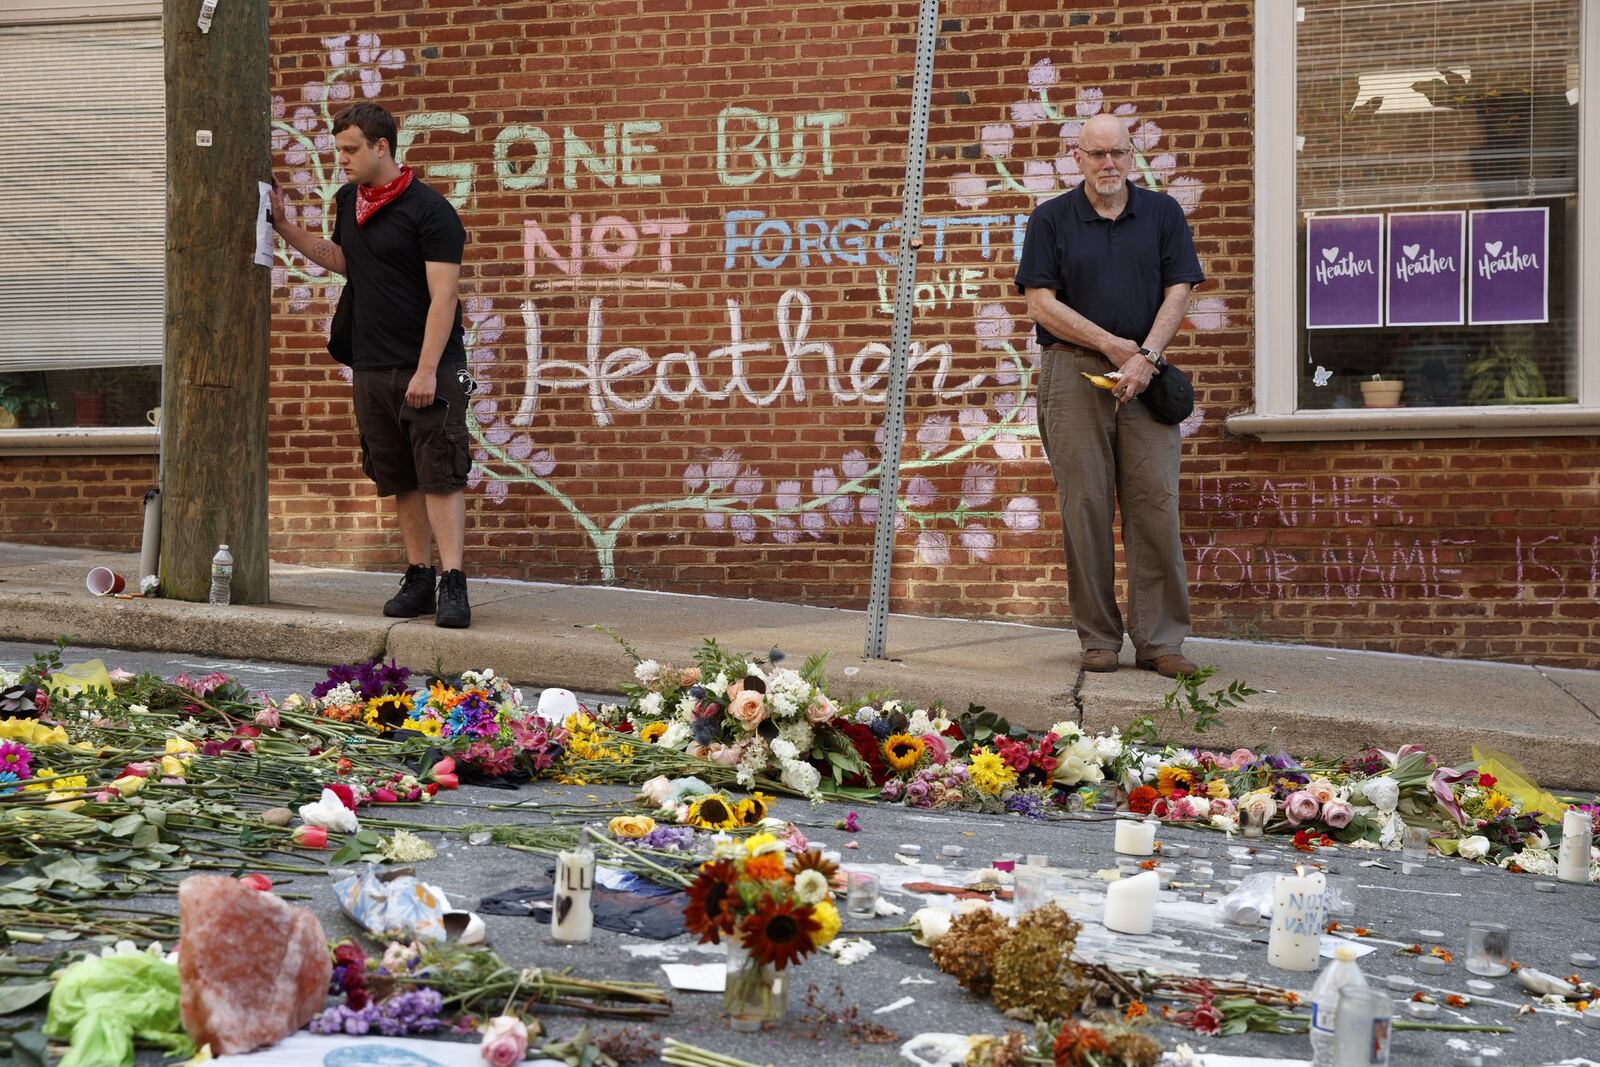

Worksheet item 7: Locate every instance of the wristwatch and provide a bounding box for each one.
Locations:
[1138,346,1166,370]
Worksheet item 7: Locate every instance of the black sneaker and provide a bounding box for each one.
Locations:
[383,564,436,618]
[436,569,471,629]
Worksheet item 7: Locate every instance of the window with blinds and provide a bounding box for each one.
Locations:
[0,19,165,375]
[1294,0,1582,411]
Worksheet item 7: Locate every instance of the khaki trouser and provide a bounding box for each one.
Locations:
[1035,345,1189,658]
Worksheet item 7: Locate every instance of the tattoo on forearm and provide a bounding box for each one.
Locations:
[313,240,334,264]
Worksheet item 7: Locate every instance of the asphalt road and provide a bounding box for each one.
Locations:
[4,641,1600,1066]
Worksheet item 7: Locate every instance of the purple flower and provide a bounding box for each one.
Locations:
[1006,793,1046,819]
[905,779,932,806]
[311,663,357,699]
[879,780,905,802]
[837,811,860,833]
[641,825,696,851]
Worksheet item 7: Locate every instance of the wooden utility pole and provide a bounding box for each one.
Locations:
[160,0,272,603]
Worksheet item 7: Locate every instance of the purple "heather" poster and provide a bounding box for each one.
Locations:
[1468,207,1548,325]
[1386,212,1464,326]
[1306,214,1383,329]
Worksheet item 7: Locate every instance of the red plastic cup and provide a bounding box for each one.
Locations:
[85,566,126,596]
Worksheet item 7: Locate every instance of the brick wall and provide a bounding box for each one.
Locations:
[3,0,1599,668]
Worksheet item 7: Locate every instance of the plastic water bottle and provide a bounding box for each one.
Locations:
[1310,944,1367,1066]
[208,544,234,606]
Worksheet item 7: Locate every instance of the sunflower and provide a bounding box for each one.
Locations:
[789,848,839,881]
[736,791,775,826]
[1482,791,1512,816]
[687,793,740,831]
[640,721,668,743]
[1157,766,1194,797]
[364,693,415,732]
[740,898,822,970]
[882,733,926,773]
[683,860,739,944]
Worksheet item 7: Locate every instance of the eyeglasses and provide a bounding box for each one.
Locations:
[1079,148,1132,163]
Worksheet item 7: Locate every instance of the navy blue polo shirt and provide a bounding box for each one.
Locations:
[1014,181,1205,347]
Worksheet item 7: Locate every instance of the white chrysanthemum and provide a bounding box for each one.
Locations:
[675,694,698,721]
[639,692,663,718]
[1093,731,1124,761]
[1138,753,1164,782]
[1502,847,1558,876]
[793,868,829,905]
[634,659,660,684]
[770,738,798,761]
[1169,750,1200,770]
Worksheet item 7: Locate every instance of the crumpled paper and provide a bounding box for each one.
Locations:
[332,865,449,942]
[43,952,193,1067]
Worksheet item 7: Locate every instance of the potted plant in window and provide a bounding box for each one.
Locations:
[1358,373,1404,408]
[0,377,54,429]
[1465,340,1552,404]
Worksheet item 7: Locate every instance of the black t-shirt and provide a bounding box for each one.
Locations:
[332,179,467,370]
[1014,181,1205,347]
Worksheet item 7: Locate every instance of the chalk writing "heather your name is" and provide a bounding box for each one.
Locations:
[1315,247,1374,286]
[1477,242,1540,280]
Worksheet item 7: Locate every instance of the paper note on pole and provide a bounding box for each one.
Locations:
[197,0,219,32]
[254,181,274,267]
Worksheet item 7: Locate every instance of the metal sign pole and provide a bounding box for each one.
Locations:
[863,0,940,660]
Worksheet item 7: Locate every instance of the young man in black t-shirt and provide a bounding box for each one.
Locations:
[271,102,474,628]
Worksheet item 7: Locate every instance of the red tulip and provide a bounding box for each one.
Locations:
[431,757,456,777]
[372,787,398,804]
[292,825,328,848]
[434,772,458,791]
[239,873,273,892]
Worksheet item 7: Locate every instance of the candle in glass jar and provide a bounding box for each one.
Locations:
[1558,808,1592,884]
[1114,820,1157,856]
[1103,870,1159,934]
[552,829,596,943]
[1267,868,1327,971]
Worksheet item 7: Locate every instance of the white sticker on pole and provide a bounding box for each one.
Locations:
[198,0,219,33]
[254,181,274,268]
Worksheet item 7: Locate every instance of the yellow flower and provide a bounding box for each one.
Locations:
[687,793,740,830]
[743,832,783,856]
[164,737,198,759]
[111,774,145,797]
[609,815,657,839]
[159,755,188,778]
[882,733,926,773]
[0,718,69,747]
[967,747,1017,797]
[640,722,668,743]
[736,792,776,826]
[1482,791,1512,816]
[415,716,443,738]
[363,693,415,732]
[1206,779,1231,800]
[1158,766,1194,797]
[809,898,840,947]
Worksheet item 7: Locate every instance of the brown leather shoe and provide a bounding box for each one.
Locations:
[1136,654,1199,678]
[1081,649,1119,673]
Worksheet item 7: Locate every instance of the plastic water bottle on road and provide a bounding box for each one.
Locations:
[1310,943,1367,1066]
[208,544,233,606]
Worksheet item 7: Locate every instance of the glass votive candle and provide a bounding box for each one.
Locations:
[1402,824,1430,862]
[1464,921,1511,977]
[1327,875,1357,916]
[1240,807,1266,838]
[1012,865,1051,914]
[1334,985,1393,1066]
[845,870,880,920]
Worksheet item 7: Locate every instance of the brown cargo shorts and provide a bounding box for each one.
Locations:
[351,365,473,497]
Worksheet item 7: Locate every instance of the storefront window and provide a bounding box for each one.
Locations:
[1294,0,1579,411]
[0,367,161,430]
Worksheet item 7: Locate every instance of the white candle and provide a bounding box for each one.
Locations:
[552,832,596,943]
[1104,870,1159,934]
[1114,820,1156,856]
[1559,808,1592,884]
[1268,869,1327,971]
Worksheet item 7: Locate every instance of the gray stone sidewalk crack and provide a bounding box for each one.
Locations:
[1068,668,1087,725]
[1536,665,1600,723]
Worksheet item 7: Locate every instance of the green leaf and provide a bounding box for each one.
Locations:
[0,981,50,1014]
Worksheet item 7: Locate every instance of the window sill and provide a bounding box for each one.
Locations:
[0,427,159,456]
[1225,406,1600,442]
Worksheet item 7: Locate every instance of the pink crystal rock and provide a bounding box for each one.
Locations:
[178,874,332,1054]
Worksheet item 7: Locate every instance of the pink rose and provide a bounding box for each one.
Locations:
[639,775,674,807]
[921,732,950,765]
[254,707,281,730]
[479,1015,528,1067]
[1229,748,1256,768]
[728,690,767,731]
[806,694,837,724]
[1306,777,1338,805]
[725,679,745,702]
[1321,798,1355,829]
[708,742,744,767]
[1284,789,1321,826]
[1209,798,1237,819]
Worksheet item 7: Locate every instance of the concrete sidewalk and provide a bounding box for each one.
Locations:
[2,542,1598,788]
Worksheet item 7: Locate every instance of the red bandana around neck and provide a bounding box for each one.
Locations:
[355,166,414,225]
